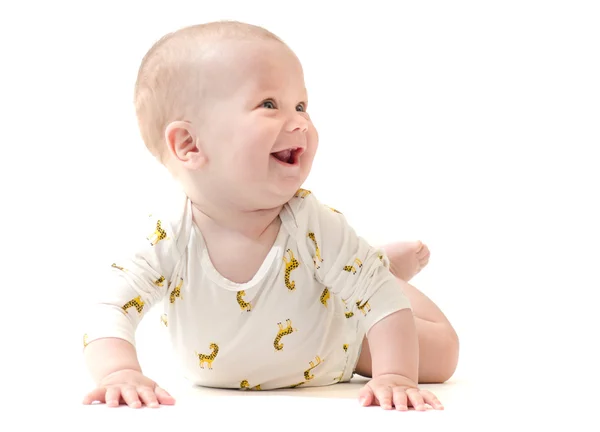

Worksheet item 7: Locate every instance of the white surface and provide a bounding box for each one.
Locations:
[2,371,594,430]
[1,0,599,430]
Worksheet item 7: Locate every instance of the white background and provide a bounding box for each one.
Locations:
[1,0,598,428]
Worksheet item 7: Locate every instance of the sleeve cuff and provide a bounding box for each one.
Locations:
[357,275,413,336]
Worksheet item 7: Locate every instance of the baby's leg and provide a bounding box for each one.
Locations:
[379,241,430,282]
[354,279,459,383]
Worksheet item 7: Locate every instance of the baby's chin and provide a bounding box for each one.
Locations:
[257,181,306,208]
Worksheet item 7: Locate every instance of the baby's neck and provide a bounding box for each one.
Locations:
[190,200,284,284]
[191,200,282,242]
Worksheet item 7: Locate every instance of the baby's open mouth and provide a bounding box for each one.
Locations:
[271,147,302,165]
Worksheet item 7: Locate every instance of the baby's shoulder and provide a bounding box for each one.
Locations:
[284,188,345,220]
[118,193,193,261]
[285,187,315,213]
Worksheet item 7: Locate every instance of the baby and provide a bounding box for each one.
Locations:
[82,21,459,412]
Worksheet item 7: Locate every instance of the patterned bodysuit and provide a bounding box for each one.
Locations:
[83,189,411,390]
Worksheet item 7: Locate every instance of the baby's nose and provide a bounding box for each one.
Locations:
[286,113,309,133]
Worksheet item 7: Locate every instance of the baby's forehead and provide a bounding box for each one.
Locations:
[202,38,295,70]
[190,39,303,87]
[167,39,274,80]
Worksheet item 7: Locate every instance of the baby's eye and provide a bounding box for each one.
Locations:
[262,100,276,109]
[296,103,306,112]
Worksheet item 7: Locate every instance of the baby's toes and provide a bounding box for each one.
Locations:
[413,241,425,253]
[418,246,430,269]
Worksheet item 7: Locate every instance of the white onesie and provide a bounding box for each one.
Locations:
[83,188,411,390]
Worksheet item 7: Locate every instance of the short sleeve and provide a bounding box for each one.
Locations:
[292,190,412,334]
[82,210,184,350]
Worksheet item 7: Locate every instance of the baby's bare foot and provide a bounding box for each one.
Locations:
[380,241,430,281]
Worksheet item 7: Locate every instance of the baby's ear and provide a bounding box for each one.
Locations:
[164,121,207,169]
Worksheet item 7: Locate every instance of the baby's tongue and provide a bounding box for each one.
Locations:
[272,149,292,162]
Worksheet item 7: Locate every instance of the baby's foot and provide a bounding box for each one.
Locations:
[380,241,430,282]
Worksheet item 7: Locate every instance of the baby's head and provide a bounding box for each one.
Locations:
[134,21,318,210]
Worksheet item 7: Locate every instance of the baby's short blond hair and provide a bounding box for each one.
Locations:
[134,21,283,164]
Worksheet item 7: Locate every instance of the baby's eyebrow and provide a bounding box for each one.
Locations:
[302,89,309,103]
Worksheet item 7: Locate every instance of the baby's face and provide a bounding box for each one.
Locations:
[191,39,318,209]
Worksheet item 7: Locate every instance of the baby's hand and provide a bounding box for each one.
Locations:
[82,369,175,408]
[359,374,443,411]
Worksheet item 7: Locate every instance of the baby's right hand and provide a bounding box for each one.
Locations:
[82,369,175,408]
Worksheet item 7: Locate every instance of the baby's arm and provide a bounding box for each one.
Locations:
[82,213,180,407]
[295,193,413,356]
[84,336,142,386]
[295,193,437,409]
[366,307,418,383]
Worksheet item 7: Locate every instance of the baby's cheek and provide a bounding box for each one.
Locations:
[234,155,265,181]
[308,125,319,148]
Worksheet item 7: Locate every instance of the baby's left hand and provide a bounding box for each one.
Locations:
[359,374,444,411]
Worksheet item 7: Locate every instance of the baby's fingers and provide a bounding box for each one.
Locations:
[392,388,408,411]
[105,387,122,407]
[358,385,375,407]
[120,386,142,408]
[420,389,444,410]
[82,388,108,405]
[374,387,393,410]
[155,386,176,405]
[82,387,121,407]
[138,387,160,408]
[406,388,426,411]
